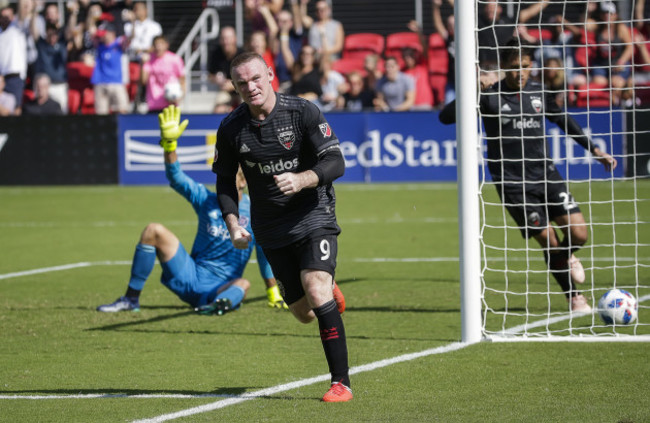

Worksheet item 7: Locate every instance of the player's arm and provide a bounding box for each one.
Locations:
[274,146,344,195]
[545,97,617,172]
[213,128,252,249]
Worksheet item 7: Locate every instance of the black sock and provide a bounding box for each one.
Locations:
[560,237,582,256]
[545,251,576,297]
[313,299,350,388]
[124,287,141,299]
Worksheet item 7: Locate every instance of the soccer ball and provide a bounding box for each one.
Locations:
[597,289,638,325]
[164,81,182,102]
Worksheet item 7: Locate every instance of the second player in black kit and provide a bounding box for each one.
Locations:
[440,38,617,312]
[213,52,353,402]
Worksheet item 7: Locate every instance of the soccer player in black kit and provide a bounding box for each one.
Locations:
[440,38,617,312]
[212,52,352,402]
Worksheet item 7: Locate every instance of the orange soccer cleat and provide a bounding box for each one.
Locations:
[322,381,353,402]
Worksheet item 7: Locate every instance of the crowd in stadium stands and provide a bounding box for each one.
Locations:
[1,0,649,116]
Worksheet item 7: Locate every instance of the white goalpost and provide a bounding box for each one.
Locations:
[456,0,650,342]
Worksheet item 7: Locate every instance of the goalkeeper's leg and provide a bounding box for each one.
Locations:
[98,223,180,312]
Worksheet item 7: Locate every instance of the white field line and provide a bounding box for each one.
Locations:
[0,261,132,280]
[497,293,650,337]
[1,260,648,418]
[0,394,236,400]
[130,342,469,423]
[1,257,648,281]
[0,216,458,228]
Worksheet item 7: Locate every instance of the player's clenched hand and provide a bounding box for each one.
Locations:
[274,172,303,195]
[594,149,617,172]
[158,105,189,152]
[230,225,252,249]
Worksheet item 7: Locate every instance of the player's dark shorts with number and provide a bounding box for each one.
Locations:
[262,229,338,305]
[495,167,581,238]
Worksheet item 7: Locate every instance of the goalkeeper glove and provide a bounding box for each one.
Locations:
[158,105,189,153]
[266,285,288,310]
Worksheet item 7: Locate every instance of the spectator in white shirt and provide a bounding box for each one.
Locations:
[0,5,28,112]
[124,1,162,63]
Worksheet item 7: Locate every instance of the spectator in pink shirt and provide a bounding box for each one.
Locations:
[141,35,186,113]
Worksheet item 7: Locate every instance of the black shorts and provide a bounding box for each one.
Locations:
[496,168,581,239]
[262,231,338,305]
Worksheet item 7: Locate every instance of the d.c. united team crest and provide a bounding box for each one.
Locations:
[530,96,542,113]
[278,130,295,150]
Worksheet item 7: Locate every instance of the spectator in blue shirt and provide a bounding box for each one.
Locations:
[90,22,130,114]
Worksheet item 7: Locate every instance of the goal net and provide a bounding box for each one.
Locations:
[457,0,650,341]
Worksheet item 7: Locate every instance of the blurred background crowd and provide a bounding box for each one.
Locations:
[0,0,649,117]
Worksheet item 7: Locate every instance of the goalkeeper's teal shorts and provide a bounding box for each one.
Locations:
[160,242,229,308]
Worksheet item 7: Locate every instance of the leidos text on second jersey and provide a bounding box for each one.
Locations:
[511,117,541,130]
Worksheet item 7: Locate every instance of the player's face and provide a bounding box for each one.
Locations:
[232,58,275,112]
[504,54,532,90]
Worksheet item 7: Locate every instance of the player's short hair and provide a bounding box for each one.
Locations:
[230,52,268,76]
[500,37,535,66]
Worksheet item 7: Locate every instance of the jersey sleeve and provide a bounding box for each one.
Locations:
[301,102,345,184]
[213,124,241,217]
[301,101,340,154]
[165,161,209,209]
[544,92,597,154]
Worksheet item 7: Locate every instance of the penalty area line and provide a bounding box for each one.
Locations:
[3,257,647,281]
[0,261,132,280]
[131,342,469,423]
[0,394,237,400]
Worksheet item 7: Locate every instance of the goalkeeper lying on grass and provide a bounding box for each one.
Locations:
[97,105,287,315]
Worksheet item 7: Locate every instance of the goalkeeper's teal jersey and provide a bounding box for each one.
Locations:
[165,161,272,282]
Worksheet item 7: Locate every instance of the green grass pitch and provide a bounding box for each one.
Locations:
[0,182,648,422]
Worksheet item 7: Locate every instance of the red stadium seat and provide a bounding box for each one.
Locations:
[66,62,96,114]
[428,34,449,106]
[22,89,35,104]
[80,87,95,114]
[127,62,142,102]
[575,82,610,108]
[574,46,596,69]
[68,89,81,114]
[526,28,553,42]
[67,61,94,90]
[574,31,597,69]
[332,57,367,76]
[385,32,422,68]
[342,33,385,60]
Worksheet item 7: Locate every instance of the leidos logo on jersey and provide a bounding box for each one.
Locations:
[511,117,541,130]
[257,158,299,175]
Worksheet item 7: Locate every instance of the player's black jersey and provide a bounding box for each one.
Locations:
[213,93,341,249]
[440,80,595,183]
